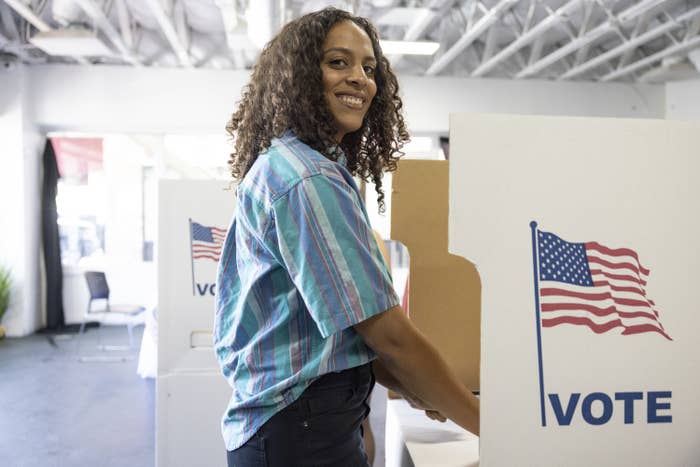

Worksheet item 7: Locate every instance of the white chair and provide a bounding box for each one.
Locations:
[76,270,146,362]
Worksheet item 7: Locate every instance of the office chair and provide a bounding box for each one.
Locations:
[76,270,146,362]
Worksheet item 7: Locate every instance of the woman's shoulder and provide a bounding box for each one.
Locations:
[240,131,350,207]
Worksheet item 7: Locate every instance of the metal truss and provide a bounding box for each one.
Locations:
[425,0,700,81]
[1,0,699,83]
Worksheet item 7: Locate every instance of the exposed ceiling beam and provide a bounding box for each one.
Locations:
[465,0,481,31]
[214,0,245,68]
[560,6,700,80]
[389,0,455,69]
[528,35,545,65]
[471,0,580,77]
[173,0,190,54]
[617,11,651,69]
[73,0,141,66]
[573,0,596,65]
[4,0,52,32]
[600,33,700,81]
[426,0,518,76]
[521,0,537,34]
[0,1,20,40]
[143,0,193,67]
[688,47,700,70]
[0,33,33,61]
[684,15,700,39]
[480,21,499,63]
[516,0,673,79]
[4,0,90,64]
[114,0,134,50]
[404,0,455,41]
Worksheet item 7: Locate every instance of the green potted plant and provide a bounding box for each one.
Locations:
[0,264,11,339]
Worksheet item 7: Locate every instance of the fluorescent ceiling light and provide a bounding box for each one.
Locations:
[30,28,114,56]
[380,40,439,56]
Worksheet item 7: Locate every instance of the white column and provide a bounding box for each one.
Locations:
[0,62,43,336]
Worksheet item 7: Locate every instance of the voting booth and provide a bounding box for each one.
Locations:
[157,180,234,467]
[448,114,700,466]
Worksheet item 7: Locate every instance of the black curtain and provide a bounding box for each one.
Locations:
[42,139,65,330]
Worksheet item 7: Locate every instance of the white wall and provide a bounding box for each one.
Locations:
[27,65,251,134]
[0,64,42,336]
[400,76,665,132]
[26,65,666,134]
[665,79,700,120]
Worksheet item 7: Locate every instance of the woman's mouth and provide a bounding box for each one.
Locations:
[336,94,365,109]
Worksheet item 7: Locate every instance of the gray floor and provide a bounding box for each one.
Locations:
[0,326,388,467]
[0,326,155,467]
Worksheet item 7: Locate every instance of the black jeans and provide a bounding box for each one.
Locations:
[227,363,375,467]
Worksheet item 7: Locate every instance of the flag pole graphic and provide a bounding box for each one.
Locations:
[530,221,547,427]
[189,218,195,296]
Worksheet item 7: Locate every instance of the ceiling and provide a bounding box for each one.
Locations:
[2,0,700,83]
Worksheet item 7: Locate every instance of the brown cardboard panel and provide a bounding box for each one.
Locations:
[391,159,481,391]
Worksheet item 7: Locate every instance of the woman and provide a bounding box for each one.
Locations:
[215,7,479,467]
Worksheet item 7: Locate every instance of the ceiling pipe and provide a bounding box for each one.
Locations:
[559,6,700,80]
[426,0,518,76]
[600,33,700,81]
[516,0,673,78]
[143,0,193,67]
[471,0,581,77]
[73,0,141,66]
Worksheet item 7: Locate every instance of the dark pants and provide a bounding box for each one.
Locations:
[227,363,375,467]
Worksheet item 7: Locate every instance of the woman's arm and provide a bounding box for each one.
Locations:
[355,305,480,435]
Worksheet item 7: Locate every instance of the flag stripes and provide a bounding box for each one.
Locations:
[536,229,671,340]
[191,221,226,262]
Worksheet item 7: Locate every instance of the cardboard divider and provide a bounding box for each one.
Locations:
[390,160,481,392]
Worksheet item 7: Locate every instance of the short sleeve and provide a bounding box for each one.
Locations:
[270,174,399,338]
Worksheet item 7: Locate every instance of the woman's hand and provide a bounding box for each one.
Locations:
[373,360,448,423]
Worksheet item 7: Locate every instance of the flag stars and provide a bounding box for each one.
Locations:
[538,231,593,286]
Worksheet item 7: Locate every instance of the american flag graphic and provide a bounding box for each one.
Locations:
[535,228,671,340]
[190,220,226,262]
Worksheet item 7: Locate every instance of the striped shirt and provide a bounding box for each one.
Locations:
[214,131,399,451]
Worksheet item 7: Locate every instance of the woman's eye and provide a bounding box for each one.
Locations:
[363,65,375,75]
[329,59,347,67]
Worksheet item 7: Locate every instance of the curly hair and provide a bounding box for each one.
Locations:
[226,7,409,212]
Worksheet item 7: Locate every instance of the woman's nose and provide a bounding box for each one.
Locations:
[347,66,367,86]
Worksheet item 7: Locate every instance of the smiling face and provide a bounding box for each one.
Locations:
[321,20,378,143]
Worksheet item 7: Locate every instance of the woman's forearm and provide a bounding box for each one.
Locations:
[377,329,480,435]
[356,306,480,435]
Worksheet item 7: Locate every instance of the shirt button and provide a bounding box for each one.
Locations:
[302,421,309,428]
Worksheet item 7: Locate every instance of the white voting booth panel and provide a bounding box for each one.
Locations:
[158,179,235,373]
[449,113,700,466]
[157,372,231,467]
[157,180,235,467]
